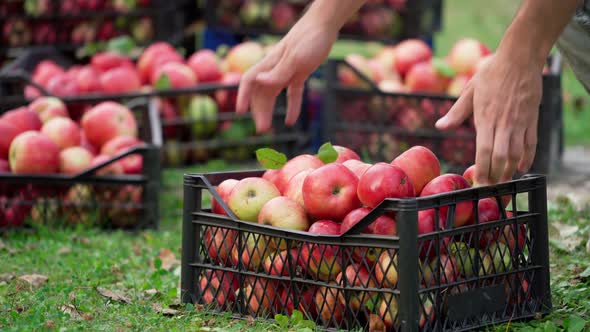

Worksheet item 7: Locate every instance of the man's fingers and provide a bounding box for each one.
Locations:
[236,46,283,114]
[250,87,280,133]
[489,130,511,185]
[256,57,295,88]
[435,83,474,130]
[518,124,538,173]
[475,125,494,186]
[501,131,524,182]
[285,81,305,126]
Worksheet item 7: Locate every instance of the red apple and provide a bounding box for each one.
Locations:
[199,270,239,308]
[379,294,399,329]
[100,136,144,174]
[1,107,42,134]
[81,101,138,148]
[392,145,441,194]
[334,145,360,163]
[498,212,527,253]
[447,38,491,76]
[358,163,415,208]
[214,72,241,111]
[258,196,309,249]
[0,159,9,173]
[76,66,102,94]
[303,163,361,220]
[393,39,432,77]
[342,159,371,178]
[32,60,64,86]
[45,73,79,97]
[336,264,378,311]
[284,169,314,209]
[314,284,344,327]
[420,174,472,227]
[279,285,316,317]
[90,155,125,176]
[301,220,342,281]
[405,61,448,93]
[28,97,69,123]
[204,226,237,266]
[9,131,59,174]
[80,131,98,156]
[276,154,324,194]
[243,276,277,315]
[151,62,197,88]
[41,117,81,150]
[187,49,223,83]
[137,42,180,83]
[462,165,476,186]
[270,2,297,30]
[262,168,280,188]
[0,119,20,159]
[90,51,134,73]
[225,41,265,74]
[421,254,459,286]
[263,248,302,277]
[211,179,239,215]
[100,66,142,94]
[227,177,280,222]
[59,146,93,175]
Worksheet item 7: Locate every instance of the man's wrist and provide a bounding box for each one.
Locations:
[303,0,367,34]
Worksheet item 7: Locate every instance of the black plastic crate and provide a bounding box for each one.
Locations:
[0,97,162,231]
[180,170,551,331]
[204,0,441,44]
[0,0,186,58]
[320,54,564,175]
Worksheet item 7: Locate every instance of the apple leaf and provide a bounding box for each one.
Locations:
[107,36,136,56]
[256,148,287,170]
[432,58,456,78]
[155,74,172,91]
[317,142,338,164]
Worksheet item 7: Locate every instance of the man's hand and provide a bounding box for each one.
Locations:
[236,0,367,133]
[436,0,579,185]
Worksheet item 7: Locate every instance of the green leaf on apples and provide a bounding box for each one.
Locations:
[155,74,172,91]
[216,44,230,59]
[107,35,137,56]
[317,142,338,164]
[256,148,287,169]
[432,58,456,78]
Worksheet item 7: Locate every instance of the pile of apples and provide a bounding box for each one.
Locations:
[217,0,407,40]
[1,0,154,48]
[340,37,551,96]
[198,144,530,329]
[0,96,146,228]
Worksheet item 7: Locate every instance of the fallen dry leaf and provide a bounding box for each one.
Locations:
[96,287,131,304]
[587,235,590,254]
[73,237,91,245]
[18,274,48,288]
[142,289,160,298]
[45,320,55,329]
[133,243,142,256]
[60,304,82,320]
[82,313,94,321]
[369,313,386,332]
[550,222,583,250]
[57,247,72,255]
[156,248,180,271]
[69,291,76,302]
[0,240,5,250]
[0,273,15,283]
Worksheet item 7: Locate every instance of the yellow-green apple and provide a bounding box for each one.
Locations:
[187,49,223,83]
[373,45,397,73]
[244,276,277,315]
[276,154,323,194]
[303,163,361,220]
[301,220,342,281]
[151,62,197,88]
[225,41,265,74]
[59,146,93,174]
[358,163,415,208]
[447,74,470,97]
[379,79,406,93]
[228,177,280,222]
[392,145,441,194]
[342,159,371,178]
[211,179,239,215]
[341,207,396,265]
[419,295,435,328]
[336,264,378,311]
[81,101,138,148]
[204,226,237,266]
[284,169,314,208]
[99,66,141,94]
[90,155,124,176]
[41,117,81,150]
[393,39,432,76]
[447,38,491,76]
[0,119,20,159]
[338,54,374,87]
[420,254,459,286]
[137,42,179,83]
[100,136,144,174]
[186,95,218,138]
[379,294,399,329]
[488,242,512,273]
[420,174,472,226]
[375,249,398,288]
[1,107,42,134]
[199,270,239,308]
[333,145,360,163]
[258,196,309,250]
[314,283,344,327]
[9,131,59,174]
[405,61,449,93]
[28,96,68,123]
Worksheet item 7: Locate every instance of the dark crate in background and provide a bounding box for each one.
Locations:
[181,170,551,331]
[0,98,162,231]
[204,0,442,44]
[320,54,564,176]
[0,0,187,59]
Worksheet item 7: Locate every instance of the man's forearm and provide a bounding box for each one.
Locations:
[497,0,580,68]
[301,0,367,34]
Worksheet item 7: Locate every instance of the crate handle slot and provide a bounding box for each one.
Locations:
[70,145,152,179]
[339,59,381,91]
